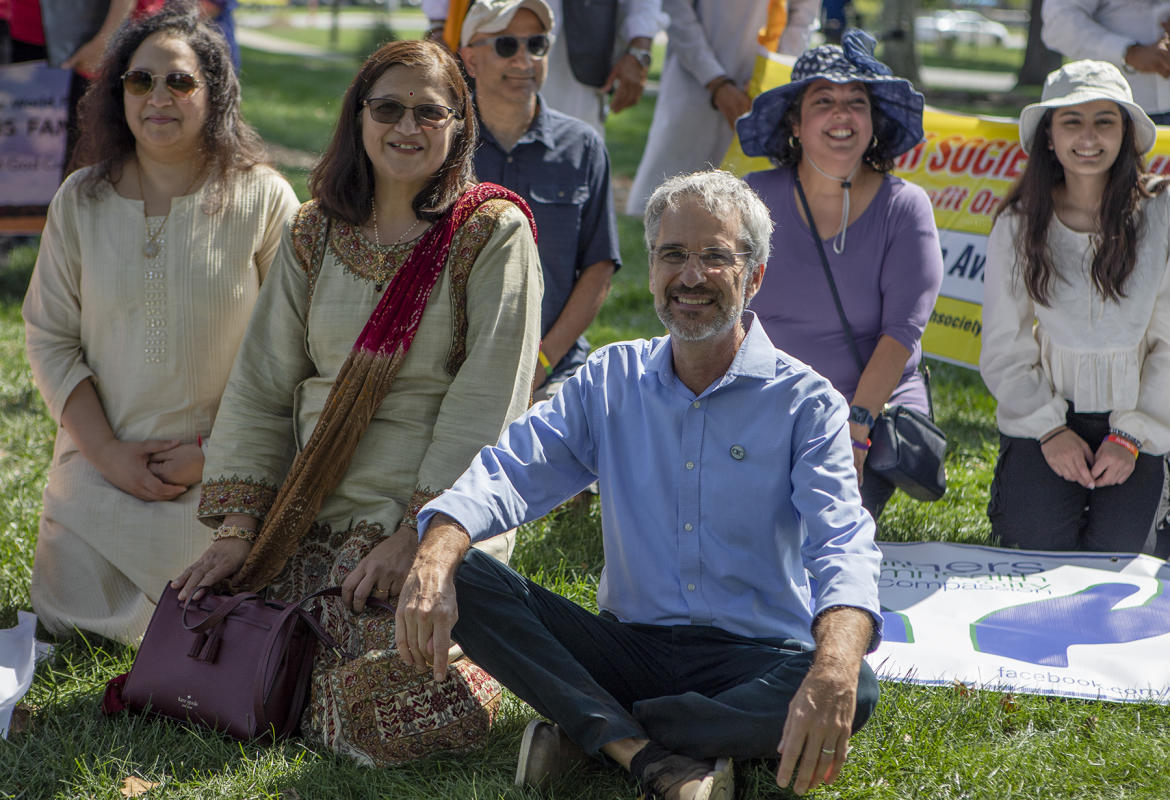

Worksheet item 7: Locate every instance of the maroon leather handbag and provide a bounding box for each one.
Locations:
[102,585,385,740]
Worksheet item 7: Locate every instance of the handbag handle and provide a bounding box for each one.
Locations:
[793,173,937,422]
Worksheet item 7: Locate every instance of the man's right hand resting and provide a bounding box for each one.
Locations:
[395,513,471,682]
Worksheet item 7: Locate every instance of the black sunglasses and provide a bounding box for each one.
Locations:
[469,33,551,59]
[121,70,202,98]
[362,97,463,128]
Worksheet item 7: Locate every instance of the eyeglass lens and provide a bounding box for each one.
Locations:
[122,70,200,98]
[490,34,550,59]
[655,248,744,268]
[365,99,457,128]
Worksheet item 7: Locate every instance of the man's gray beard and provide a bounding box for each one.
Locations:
[655,282,748,343]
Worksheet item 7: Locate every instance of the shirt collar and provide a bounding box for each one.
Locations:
[473,93,557,151]
[646,311,778,390]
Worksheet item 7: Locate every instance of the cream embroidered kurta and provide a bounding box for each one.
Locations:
[23,165,299,644]
[981,191,1170,454]
[197,198,542,566]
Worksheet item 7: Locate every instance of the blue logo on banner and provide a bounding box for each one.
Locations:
[971,582,1170,667]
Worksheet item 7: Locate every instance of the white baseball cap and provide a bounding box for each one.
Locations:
[460,0,555,48]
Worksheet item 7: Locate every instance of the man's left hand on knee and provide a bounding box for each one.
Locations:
[775,606,874,794]
[775,663,858,794]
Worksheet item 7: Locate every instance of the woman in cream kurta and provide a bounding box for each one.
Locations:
[192,197,541,765]
[197,198,539,568]
[22,165,298,643]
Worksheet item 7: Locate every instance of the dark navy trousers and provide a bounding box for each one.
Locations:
[451,549,880,759]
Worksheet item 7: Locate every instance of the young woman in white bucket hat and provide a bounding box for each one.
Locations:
[980,60,1170,553]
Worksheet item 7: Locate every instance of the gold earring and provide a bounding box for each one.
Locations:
[788,134,799,150]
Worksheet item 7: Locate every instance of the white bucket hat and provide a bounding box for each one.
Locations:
[460,0,555,48]
[1018,60,1157,156]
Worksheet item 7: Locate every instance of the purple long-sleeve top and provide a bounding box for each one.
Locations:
[746,167,944,414]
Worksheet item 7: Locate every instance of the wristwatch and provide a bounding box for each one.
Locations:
[627,46,652,69]
[849,404,875,429]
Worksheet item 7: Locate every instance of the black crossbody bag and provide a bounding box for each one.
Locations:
[793,174,947,502]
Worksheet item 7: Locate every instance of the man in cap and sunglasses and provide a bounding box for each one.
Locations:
[396,170,883,799]
[460,0,621,400]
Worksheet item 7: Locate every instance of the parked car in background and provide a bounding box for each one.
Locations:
[915,10,1012,46]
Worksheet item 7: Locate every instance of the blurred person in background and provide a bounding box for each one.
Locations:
[625,0,818,216]
[1042,0,1170,124]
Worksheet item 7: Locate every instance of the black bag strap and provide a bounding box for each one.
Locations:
[793,173,937,422]
[793,174,866,375]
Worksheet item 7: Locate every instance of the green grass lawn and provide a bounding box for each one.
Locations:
[2,36,1169,800]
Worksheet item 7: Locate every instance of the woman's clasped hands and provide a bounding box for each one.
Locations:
[93,437,203,502]
[1040,428,1136,489]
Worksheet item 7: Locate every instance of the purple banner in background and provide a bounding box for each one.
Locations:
[0,60,69,210]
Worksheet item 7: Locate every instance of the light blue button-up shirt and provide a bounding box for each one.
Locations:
[419,314,883,648]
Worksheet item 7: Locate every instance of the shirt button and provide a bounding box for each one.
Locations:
[506,156,513,163]
[685,461,694,470]
[684,523,693,531]
[692,401,701,409]
[558,190,565,197]
[687,583,696,591]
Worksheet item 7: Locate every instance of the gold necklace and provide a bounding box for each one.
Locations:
[371,200,425,248]
[136,162,196,259]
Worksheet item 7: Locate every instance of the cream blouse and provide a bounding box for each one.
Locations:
[980,190,1170,453]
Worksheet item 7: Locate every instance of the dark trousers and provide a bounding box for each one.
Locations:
[451,549,879,760]
[860,463,896,521]
[988,411,1164,552]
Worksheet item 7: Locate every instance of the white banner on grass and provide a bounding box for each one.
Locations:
[867,541,1170,704]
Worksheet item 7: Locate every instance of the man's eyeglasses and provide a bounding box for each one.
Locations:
[468,33,552,59]
[121,70,202,99]
[362,98,463,128]
[653,247,751,270]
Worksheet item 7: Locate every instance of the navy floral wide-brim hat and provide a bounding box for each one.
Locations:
[737,30,925,161]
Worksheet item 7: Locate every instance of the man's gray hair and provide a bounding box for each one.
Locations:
[643,170,774,275]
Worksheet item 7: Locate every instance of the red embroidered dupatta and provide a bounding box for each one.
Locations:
[231,183,535,591]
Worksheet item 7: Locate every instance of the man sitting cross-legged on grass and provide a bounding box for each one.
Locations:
[395,170,883,799]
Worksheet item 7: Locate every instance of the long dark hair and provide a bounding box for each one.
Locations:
[310,40,476,225]
[774,84,897,173]
[996,107,1166,305]
[73,1,268,210]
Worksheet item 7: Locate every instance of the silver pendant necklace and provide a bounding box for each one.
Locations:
[803,155,861,255]
[136,161,195,259]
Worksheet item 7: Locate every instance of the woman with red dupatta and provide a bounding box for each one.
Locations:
[172,40,543,766]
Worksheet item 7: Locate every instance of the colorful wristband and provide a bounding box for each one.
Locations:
[1105,433,1139,459]
[537,348,553,377]
[852,438,871,452]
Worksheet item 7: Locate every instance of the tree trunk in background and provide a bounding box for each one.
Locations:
[1018,0,1062,86]
[880,0,921,85]
[331,0,342,49]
